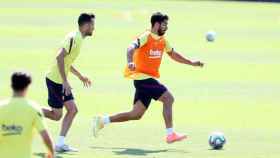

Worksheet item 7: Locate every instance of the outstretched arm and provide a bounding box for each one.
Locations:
[70,66,91,87]
[70,65,83,79]
[167,50,204,67]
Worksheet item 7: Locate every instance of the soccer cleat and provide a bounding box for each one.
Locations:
[92,116,104,137]
[55,144,78,152]
[166,132,187,144]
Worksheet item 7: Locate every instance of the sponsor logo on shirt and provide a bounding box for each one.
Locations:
[149,50,162,59]
[1,124,23,136]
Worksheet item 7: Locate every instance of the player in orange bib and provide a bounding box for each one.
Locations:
[93,12,204,143]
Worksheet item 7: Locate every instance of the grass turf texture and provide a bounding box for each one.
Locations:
[0,0,280,158]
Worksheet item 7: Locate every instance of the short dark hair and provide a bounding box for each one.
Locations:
[78,13,95,27]
[11,71,32,92]
[151,12,169,27]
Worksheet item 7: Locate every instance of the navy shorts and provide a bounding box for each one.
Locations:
[46,78,74,109]
[133,78,167,108]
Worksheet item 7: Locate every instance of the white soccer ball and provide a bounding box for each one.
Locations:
[208,131,226,150]
[206,31,216,42]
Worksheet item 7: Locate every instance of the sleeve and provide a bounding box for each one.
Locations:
[29,101,47,132]
[33,109,46,132]
[165,40,174,53]
[128,33,148,49]
[61,36,75,54]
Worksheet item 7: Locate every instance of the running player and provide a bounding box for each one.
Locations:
[42,13,94,152]
[0,71,54,158]
[93,12,204,143]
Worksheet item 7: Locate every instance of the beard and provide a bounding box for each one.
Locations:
[84,29,93,36]
[85,32,93,36]
[158,29,166,36]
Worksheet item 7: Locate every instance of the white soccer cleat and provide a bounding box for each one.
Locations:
[55,144,78,153]
[92,116,104,137]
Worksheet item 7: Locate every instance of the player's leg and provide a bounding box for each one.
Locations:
[55,98,78,152]
[92,100,147,137]
[158,91,186,143]
[45,77,78,152]
[143,79,173,129]
[60,100,78,137]
[44,78,64,121]
[158,91,174,129]
[109,100,147,122]
[93,79,152,137]
[146,78,186,144]
[108,78,153,123]
[42,108,63,121]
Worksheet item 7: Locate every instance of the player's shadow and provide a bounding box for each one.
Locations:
[33,152,75,158]
[208,148,225,151]
[114,148,168,156]
[90,146,189,156]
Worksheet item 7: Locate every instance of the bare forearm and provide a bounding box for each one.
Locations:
[71,66,91,87]
[168,50,204,67]
[169,51,193,65]
[40,131,54,156]
[127,47,135,63]
[45,137,54,155]
[70,66,82,79]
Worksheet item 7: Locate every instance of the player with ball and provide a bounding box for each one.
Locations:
[93,12,204,144]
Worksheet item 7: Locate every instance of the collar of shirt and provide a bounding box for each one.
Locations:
[77,30,84,40]
[9,97,27,103]
[149,31,162,40]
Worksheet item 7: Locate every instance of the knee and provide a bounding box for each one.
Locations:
[169,95,175,105]
[162,94,175,105]
[129,112,143,120]
[67,106,78,116]
[53,112,63,121]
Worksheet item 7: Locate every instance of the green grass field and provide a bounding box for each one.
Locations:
[1,0,280,157]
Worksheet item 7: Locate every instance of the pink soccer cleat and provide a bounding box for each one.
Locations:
[166,132,187,144]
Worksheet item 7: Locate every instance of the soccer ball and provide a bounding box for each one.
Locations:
[208,132,226,150]
[206,31,216,42]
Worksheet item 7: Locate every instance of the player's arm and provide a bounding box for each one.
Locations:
[127,33,148,70]
[127,44,136,71]
[33,108,54,158]
[39,130,54,158]
[167,50,203,67]
[56,48,67,82]
[56,48,72,95]
[165,40,203,67]
[70,66,91,87]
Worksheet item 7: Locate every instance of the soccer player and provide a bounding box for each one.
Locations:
[0,71,54,158]
[93,12,204,143]
[42,13,94,152]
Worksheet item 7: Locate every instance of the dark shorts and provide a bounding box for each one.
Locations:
[46,78,74,109]
[133,78,168,109]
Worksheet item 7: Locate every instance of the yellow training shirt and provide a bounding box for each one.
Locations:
[0,97,46,158]
[46,31,84,84]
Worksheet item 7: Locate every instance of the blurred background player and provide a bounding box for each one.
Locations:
[93,12,204,143]
[0,71,54,158]
[42,13,94,152]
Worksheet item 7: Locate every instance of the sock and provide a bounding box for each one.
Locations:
[166,128,174,136]
[56,136,65,146]
[103,115,111,125]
